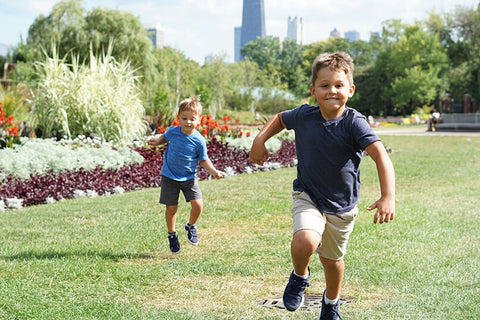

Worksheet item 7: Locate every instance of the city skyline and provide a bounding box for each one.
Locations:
[0,0,478,64]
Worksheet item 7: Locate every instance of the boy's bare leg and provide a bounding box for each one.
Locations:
[320,256,344,300]
[165,205,178,233]
[291,229,322,275]
[188,199,203,225]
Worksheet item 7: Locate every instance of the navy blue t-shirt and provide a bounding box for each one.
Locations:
[282,105,380,214]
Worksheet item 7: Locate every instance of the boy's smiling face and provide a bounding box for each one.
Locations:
[178,110,200,135]
[310,67,355,121]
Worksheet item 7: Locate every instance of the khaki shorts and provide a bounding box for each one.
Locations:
[292,191,358,261]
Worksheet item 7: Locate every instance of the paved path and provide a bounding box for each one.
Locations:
[374,126,480,136]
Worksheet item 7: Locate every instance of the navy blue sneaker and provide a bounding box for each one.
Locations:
[168,232,180,254]
[282,269,310,311]
[319,290,343,320]
[185,223,199,245]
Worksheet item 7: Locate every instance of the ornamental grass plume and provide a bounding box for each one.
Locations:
[30,45,146,145]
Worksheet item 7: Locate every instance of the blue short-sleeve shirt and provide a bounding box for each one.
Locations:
[161,126,209,181]
[282,105,380,214]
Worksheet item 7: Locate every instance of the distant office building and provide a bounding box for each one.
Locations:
[329,28,342,39]
[235,0,266,62]
[287,16,304,45]
[344,30,360,42]
[234,26,242,62]
[146,23,164,49]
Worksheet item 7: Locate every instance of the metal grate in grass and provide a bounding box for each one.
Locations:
[257,293,353,311]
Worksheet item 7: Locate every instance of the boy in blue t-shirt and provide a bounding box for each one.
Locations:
[148,96,225,254]
[250,52,395,319]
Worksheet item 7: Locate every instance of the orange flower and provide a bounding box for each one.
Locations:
[246,131,251,137]
[7,125,19,137]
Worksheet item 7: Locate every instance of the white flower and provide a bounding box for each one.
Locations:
[244,166,253,174]
[6,197,23,210]
[73,190,87,198]
[112,186,125,194]
[45,197,56,204]
[0,200,5,212]
[86,190,98,198]
[224,167,236,177]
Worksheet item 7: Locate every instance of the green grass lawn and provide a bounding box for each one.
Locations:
[1,134,479,319]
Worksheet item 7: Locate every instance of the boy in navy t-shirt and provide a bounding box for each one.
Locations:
[149,96,225,254]
[250,52,395,319]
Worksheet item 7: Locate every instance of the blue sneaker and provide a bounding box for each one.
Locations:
[168,232,180,254]
[185,223,199,245]
[282,269,310,311]
[319,290,343,320]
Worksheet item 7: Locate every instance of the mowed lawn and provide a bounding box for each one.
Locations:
[0,134,479,319]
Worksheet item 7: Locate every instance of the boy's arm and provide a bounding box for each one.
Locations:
[199,159,225,179]
[249,112,286,165]
[148,135,167,146]
[365,140,396,224]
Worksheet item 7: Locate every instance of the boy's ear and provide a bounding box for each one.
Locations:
[310,85,315,97]
[349,85,355,98]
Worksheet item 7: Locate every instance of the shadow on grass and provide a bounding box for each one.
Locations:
[1,250,158,262]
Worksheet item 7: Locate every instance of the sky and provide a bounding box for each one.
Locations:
[0,0,478,63]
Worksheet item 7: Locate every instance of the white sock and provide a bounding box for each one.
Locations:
[293,270,308,279]
[324,292,339,305]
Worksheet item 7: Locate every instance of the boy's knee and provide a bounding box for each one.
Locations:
[292,229,321,250]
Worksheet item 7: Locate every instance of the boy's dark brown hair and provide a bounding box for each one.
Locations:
[178,96,203,116]
[311,52,354,87]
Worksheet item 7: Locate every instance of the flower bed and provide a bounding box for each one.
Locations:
[0,137,296,211]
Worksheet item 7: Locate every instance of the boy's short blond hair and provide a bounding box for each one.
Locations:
[311,52,354,87]
[178,96,203,116]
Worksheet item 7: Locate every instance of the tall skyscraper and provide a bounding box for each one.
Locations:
[287,16,304,45]
[234,0,266,62]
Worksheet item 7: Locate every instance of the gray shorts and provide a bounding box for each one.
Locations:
[159,176,202,206]
[292,191,357,261]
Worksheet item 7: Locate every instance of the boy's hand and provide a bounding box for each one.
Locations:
[249,142,269,165]
[147,137,159,146]
[213,170,226,179]
[367,196,395,224]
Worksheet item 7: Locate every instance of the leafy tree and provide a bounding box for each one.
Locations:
[375,20,449,115]
[26,0,86,62]
[199,54,230,117]
[23,0,155,78]
[438,5,480,102]
[279,39,308,97]
[153,47,199,121]
[241,36,300,94]
[241,36,281,71]
[84,7,155,78]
